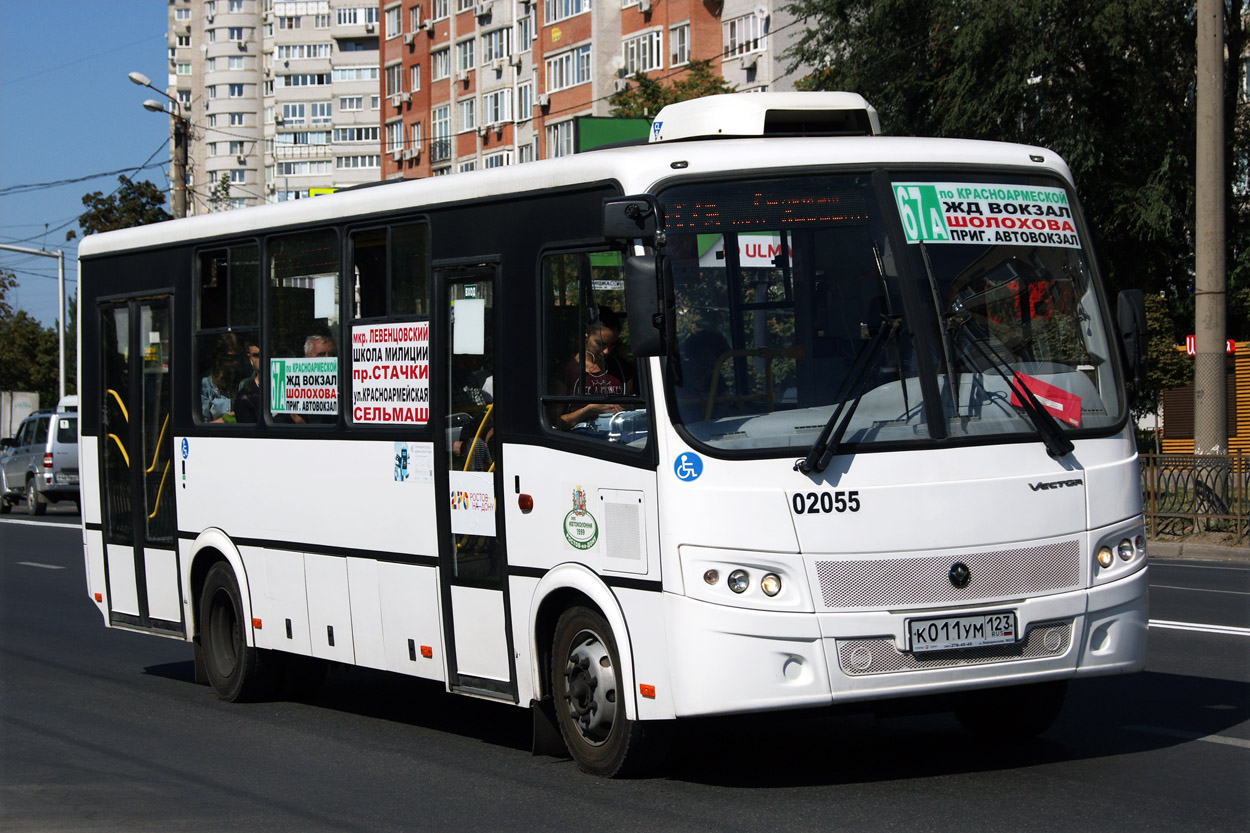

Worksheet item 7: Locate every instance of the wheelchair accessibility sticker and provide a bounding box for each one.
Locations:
[673,452,703,482]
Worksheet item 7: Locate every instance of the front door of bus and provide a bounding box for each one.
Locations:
[97,297,182,634]
[435,265,514,697]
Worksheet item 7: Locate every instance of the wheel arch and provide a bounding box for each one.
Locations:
[528,563,639,721]
[187,528,255,648]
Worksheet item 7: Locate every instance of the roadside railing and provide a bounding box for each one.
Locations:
[1140,453,1249,544]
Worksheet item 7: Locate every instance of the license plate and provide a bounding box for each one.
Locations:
[57,473,78,485]
[908,611,1017,653]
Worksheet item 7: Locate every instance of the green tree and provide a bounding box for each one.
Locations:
[609,60,737,118]
[66,174,171,241]
[0,270,60,408]
[784,0,1249,398]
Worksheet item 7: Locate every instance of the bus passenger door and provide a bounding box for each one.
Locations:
[434,265,515,698]
[97,297,182,635]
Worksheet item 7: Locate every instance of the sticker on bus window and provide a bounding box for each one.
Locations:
[270,358,339,416]
[892,182,1081,249]
[350,322,430,425]
[1010,372,1082,427]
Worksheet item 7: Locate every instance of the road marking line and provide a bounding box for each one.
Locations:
[17,561,65,570]
[1151,584,1250,596]
[1152,562,1250,572]
[1148,619,1250,637]
[1124,724,1250,750]
[0,518,79,528]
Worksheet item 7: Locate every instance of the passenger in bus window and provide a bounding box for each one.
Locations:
[234,338,261,424]
[552,308,633,431]
[304,333,335,358]
[201,334,240,423]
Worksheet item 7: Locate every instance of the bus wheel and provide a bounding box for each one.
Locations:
[551,607,668,777]
[200,561,278,702]
[955,680,1067,742]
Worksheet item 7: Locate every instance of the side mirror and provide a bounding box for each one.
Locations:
[624,255,664,358]
[1117,289,1147,396]
[603,195,663,244]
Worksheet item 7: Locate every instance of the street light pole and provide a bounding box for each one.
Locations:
[129,71,189,219]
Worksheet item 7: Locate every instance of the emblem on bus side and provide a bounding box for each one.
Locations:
[563,486,599,550]
[674,452,703,482]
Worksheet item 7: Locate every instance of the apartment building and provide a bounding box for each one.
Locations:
[378,0,804,178]
[167,0,383,212]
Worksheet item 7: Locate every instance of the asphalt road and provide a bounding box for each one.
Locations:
[1,516,1247,832]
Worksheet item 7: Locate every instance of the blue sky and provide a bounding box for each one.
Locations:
[1,1,171,326]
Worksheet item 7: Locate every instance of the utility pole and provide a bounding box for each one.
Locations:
[0,244,67,402]
[130,71,189,219]
[1194,0,1227,457]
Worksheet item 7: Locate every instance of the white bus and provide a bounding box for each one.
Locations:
[78,93,1149,777]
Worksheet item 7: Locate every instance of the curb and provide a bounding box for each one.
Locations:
[1148,540,1250,563]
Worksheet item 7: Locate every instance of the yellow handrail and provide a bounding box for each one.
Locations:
[107,433,129,467]
[146,414,168,474]
[461,403,495,472]
[147,459,171,520]
[106,389,129,423]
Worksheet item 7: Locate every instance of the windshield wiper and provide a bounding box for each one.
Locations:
[796,317,899,474]
[947,312,1074,459]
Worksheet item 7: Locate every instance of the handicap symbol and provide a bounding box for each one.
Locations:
[673,452,703,482]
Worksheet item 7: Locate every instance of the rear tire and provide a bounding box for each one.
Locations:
[199,561,280,702]
[551,606,669,777]
[954,680,1067,742]
[26,480,45,516]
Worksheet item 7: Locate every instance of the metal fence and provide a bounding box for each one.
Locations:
[1140,453,1249,543]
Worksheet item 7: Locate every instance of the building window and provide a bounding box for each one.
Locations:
[371,95,380,110]
[337,155,380,169]
[282,73,331,87]
[314,13,330,27]
[456,39,475,74]
[384,5,401,37]
[484,151,512,168]
[518,142,535,163]
[481,28,511,63]
[282,103,306,124]
[176,34,191,47]
[459,161,477,172]
[207,85,218,99]
[433,0,449,19]
[545,44,591,91]
[340,96,363,111]
[229,27,246,41]
[432,48,450,80]
[230,169,247,183]
[623,30,662,75]
[411,64,421,92]
[177,62,192,75]
[228,55,245,70]
[333,126,379,143]
[310,101,332,123]
[174,8,191,20]
[431,105,451,162]
[332,66,380,82]
[178,89,192,106]
[517,81,533,118]
[277,160,334,176]
[546,119,574,158]
[385,120,403,151]
[386,63,403,96]
[483,89,512,124]
[275,130,332,145]
[229,112,245,126]
[670,23,689,66]
[458,98,476,132]
[229,141,245,154]
[544,0,590,25]
[724,14,765,57]
[409,121,422,150]
[337,7,378,25]
[516,11,534,50]
[277,43,332,60]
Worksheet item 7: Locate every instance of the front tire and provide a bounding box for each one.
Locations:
[551,606,669,777]
[954,680,1067,742]
[199,561,279,702]
[26,480,45,516]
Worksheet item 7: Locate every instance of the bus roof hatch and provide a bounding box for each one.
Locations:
[648,92,881,143]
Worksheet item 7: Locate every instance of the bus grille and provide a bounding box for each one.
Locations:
[836,621,1072,675]
[813,539,1081,610]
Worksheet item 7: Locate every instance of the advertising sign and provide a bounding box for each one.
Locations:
[350,322,430,424]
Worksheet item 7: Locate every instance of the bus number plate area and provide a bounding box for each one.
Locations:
[907,611,1017,653]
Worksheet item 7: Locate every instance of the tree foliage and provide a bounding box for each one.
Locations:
[0,270,63,408]
[609,60,737,118]
[784,0,1249,355]
[67,174,171,241]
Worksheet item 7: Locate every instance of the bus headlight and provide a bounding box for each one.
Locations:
[760,573,782,597]
[1117,539,1134,561]
[727,570,750,594]
[1096,547,1114,568]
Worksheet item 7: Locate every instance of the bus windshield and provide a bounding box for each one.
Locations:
[660,172,1124,455]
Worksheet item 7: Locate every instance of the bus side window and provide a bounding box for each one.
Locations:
[267,229,341,424]
[541,251,644,444]
[194,245,259,424]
